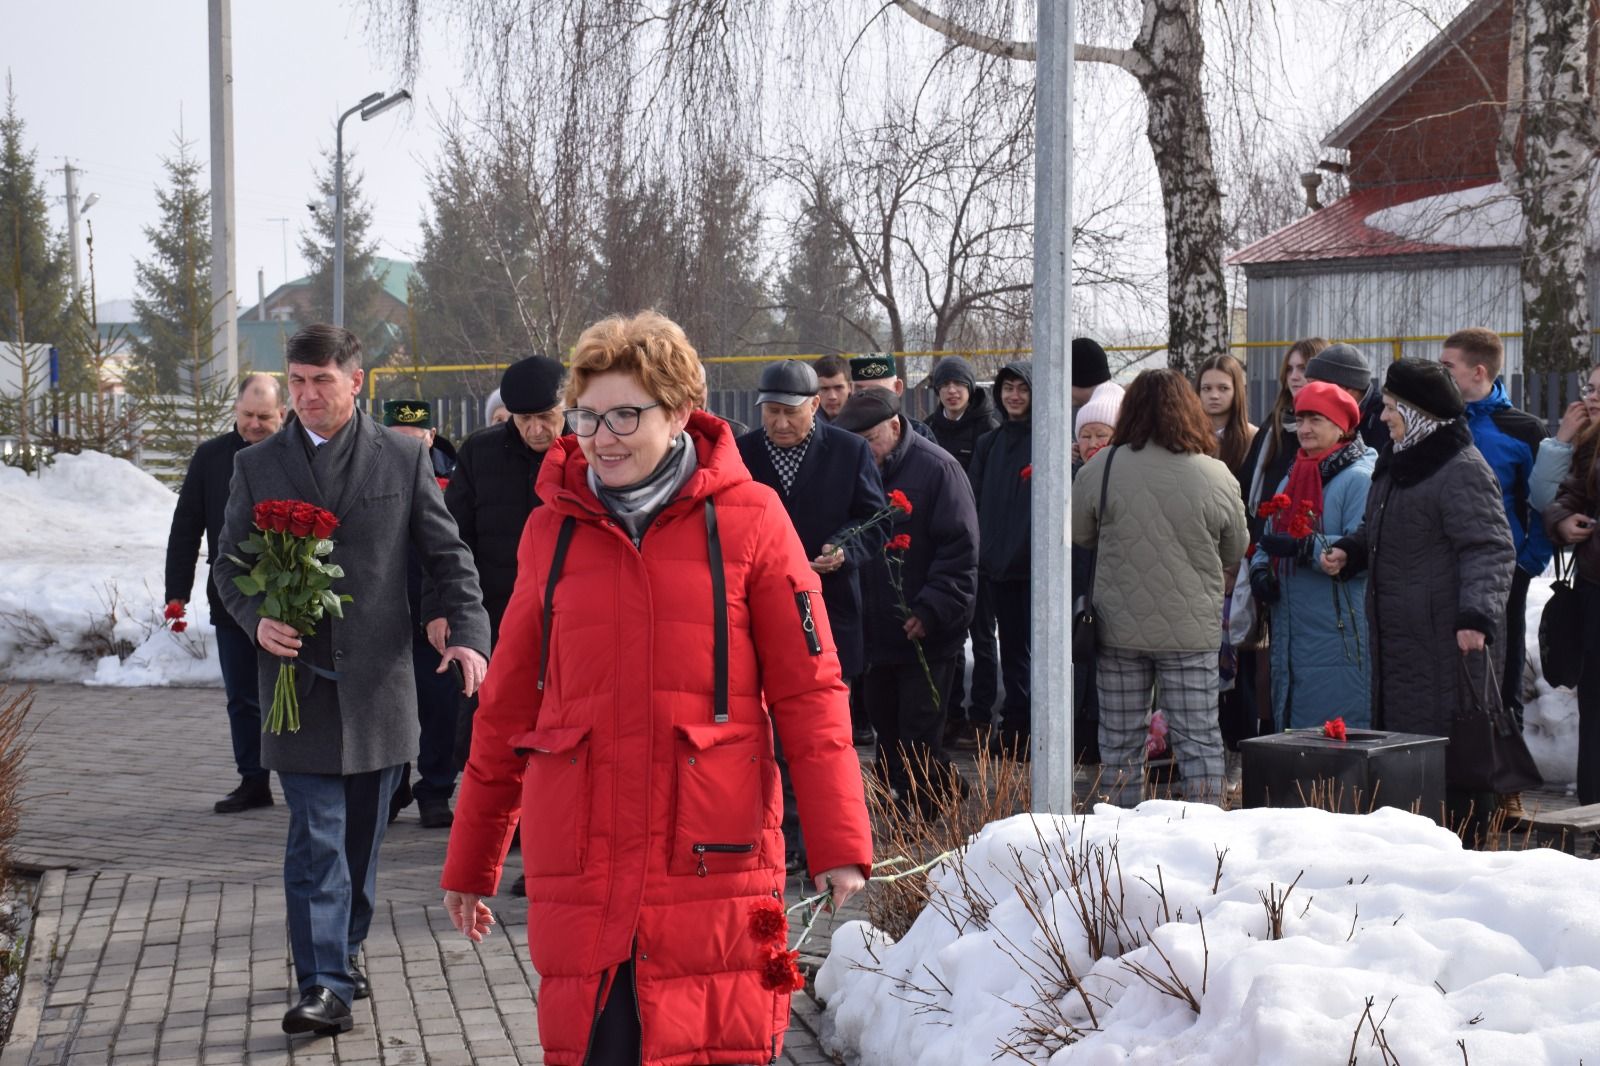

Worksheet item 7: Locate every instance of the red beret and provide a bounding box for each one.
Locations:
[1294,380,1361,435]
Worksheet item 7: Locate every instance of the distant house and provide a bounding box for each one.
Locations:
[1228,0,1598,413]
[237,256,413,372]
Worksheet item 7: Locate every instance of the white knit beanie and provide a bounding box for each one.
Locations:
[484,388,506,423]
[1074,381,1123,436]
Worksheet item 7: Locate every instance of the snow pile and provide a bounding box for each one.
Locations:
[0,451,221,686]
[818,804,1600,1065]
[1366,181,1600,250]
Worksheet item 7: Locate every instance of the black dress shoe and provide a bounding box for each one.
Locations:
[417,797,454,829]
[282,986,352,1035]
[214,777,273,814]
[348,956,370,1000]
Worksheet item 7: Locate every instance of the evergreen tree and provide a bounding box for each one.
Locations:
[297,146,394,361]
[776,176,875,355]
[0,75,70,347]
[589,162,677,320]
[128,136,212,393]
[671,150,773,361]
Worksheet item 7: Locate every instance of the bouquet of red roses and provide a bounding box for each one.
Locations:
[224,499,352,734]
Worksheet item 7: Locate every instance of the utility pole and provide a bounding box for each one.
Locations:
[268,216,290,285]
[209,0,239,381]
[64,163,82,308]
[1031,0,1075,814]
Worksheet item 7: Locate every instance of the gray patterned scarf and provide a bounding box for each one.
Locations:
[589,433,698,545]
[1392,400,1445,452]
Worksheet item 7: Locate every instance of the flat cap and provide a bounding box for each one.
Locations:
[833,388,900,433]
[756,359,819,407]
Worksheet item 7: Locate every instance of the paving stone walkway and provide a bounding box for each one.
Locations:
[1,683,852,1066]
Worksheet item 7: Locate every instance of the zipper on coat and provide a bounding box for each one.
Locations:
[794,591,823,655]
[579,967,611,1065]
[692,841,755,877]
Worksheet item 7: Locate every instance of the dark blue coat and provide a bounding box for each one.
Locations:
[858,417,979,664]
[737,420,887,678]
[164,427,250,629]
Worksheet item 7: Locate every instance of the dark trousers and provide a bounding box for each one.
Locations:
[1219,649,1264,751]
[848,674,870,735]
[866,654,959,805]
[278,764,404,1006]
[1577,577,1600,805]
[947,580,999,725]
[775,730,804,867]
[989,578,1031,737]
[410,630,460,804]
[587,959,642,1064]
[215,623,266,782]
[1073,656,1101,764]
[1502,566,1534,728]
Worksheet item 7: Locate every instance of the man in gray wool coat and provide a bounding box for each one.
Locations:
[215,324,490,1037]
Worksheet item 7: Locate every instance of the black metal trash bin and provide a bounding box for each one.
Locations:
[1239,730,1448,816]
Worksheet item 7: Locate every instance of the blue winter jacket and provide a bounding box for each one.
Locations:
[1251,444,1376,730]
[1463,380,1553,577]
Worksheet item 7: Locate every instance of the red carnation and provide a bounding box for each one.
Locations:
[1257,493,1292,519]
[887,489,913,515]
[886,533,912,552]
[164,601,185,621]
[1322,717,1348,742]
[1285,514,1315,539]
[170,620,188,633]
[759,947,806,993]
[747,898,788,946]
[1020,464,1032,481]
[311,509,338,540]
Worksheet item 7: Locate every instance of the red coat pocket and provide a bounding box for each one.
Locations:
[669,722,770,876]
[511,726,592,877]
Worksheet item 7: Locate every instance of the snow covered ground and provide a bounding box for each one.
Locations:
[819,804,1600,1065]
[0,452,221,687]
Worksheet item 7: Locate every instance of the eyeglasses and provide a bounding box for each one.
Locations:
[563,403,660,437]
[1582,384,1599,398]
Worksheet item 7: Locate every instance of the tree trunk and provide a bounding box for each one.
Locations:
[1516,0,1593,375]
[1131,0,1229,379]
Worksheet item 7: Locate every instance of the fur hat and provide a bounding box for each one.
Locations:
[1383,357,1464,421]
[1294,380,1361,434]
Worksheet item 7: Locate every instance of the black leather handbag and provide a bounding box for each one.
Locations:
[1072,446,1118,665]
[1539,549,1584,690]
[1448,652,1543,794]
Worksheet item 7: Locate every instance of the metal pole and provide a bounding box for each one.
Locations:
[1031,0,1075,814]
[333,114,346,328]
[64,164,82,308]
[209,0,239,381]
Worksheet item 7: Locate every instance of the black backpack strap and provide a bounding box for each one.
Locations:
[537,515,577,691]
[1084,445,1119,609]
[705,499,729,723]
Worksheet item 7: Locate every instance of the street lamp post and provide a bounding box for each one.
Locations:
[333,89,410,328]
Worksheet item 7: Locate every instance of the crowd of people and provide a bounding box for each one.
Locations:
[159,314,1600,1060]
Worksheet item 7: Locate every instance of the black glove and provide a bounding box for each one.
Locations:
[1257,533,1304,560]
[1250,566,1280,606]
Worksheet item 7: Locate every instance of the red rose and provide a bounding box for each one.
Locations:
[253,501,274,531]
[268,500,295,533]
[886,533,912,552]
[1322,717,1347,742]
[887,489,913,515]
[1020,464,1032,481]
[164,601,185,621]
[170,620,188,634]
[436,476,450,492]
[288,503,318,538]
[311,509,339,540]
[759,947,805,993]
[747,899,788,946]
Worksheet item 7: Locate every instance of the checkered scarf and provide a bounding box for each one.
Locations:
[764,426,815,494]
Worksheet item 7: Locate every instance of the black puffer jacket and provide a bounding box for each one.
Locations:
[923,388,1000,479]
[1334,419,1515,749]
[971,413,1031,582]
[860,417,979,664]
[432,422,551,642]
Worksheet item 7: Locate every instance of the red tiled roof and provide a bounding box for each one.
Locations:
[1227,179,1494,267]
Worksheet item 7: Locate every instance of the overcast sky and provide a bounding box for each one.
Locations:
[7,0,456,306]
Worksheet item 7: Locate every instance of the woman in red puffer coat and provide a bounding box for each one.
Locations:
[441,311,873,1066]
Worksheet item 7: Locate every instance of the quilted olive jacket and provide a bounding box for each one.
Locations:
[1071,443,1249,653]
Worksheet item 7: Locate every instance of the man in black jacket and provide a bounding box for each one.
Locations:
[164,373,285,813]
[738,359,887,865]
[970,360,1034,756]
[922,355,1001,748]
[837,389,979,815]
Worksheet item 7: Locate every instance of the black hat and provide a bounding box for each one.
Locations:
[995,358,1034,389]
[833,388,900,433]
[1306,343,1372,394]
[1383,357,1464,420]
[381,399,433,429]
[850,353,898,383]
[756,359,819,407]
[500,355,565,414]
[927,355,976,393]
[1072,337,1111,388]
